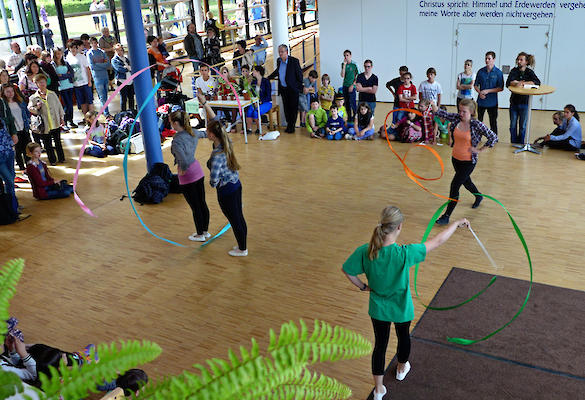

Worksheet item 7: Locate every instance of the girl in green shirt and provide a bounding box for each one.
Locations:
[342,205,469,400]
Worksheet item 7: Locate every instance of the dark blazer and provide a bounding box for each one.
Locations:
[267,56,303,94]
[183,33,204,60]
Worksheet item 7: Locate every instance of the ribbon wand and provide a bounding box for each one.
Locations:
[469,225,500,270]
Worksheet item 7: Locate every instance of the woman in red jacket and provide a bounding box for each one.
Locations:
[25,142,72,200]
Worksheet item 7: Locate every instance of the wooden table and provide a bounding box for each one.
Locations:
[508,84,555,154]
[207,98,261,144]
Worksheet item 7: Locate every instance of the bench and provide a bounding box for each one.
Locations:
[267,104,280,129]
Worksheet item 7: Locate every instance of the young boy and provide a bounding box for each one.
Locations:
[434,105,450,143]
[325,105,345,140]
[334,94,347,124]
[419,67,442,106]
[397,72,417,120]
[306,98,327,138]
[299,70,318,127]
[418,98,434,144]
[318,74,335,115]
[340,50,359,121]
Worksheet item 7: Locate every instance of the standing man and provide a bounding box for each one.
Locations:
[340,50,359,121]
[356,59,379,116]
[386,66,408,124]
[267,44,303,133]
[250,35,268,66]
[87,37,111,116]
[184,23,204,71]
[474,51,504,135]
[6,42,25,72]
[98,27,117,91]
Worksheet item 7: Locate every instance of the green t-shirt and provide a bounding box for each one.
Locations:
[434,115,449,135]
[306,108,328,132]
[343,243,427,323]
[343,62,359,88]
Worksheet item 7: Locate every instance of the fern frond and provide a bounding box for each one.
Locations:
[0,259,25,335]
[0,370,25,399]
[266,368,352,400]
[40,340,161,399]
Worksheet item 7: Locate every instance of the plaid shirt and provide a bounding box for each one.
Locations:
[208,144,240,188]
[422,105,434,143]
[435,109,498,164]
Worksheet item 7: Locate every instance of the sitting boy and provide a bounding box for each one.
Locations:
[325,105,345,140]
[306,98,327,138]
[334,94,347,124]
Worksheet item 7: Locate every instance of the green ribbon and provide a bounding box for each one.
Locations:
[414,194,533,345]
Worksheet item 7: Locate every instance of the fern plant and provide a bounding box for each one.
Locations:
[0,259,372,400]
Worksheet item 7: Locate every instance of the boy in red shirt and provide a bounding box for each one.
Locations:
[397,72,417,123]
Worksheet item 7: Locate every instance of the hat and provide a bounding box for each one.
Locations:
[334,93,344,100]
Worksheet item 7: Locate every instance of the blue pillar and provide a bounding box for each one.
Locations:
[120,0,162,171]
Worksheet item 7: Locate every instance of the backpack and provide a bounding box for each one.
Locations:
[149,162,173,183]
[107,129,128,154]
[114,110,136,125]
[131,163,173,204]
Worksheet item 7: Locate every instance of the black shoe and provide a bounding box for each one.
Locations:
[254,129,260,134]
[68,121,78,128]
[195,121,206,129]
[436,214,450,225]
[261,115,268,123]
[472,196,483,209]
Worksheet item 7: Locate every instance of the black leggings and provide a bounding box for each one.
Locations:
[217,183,247,250]
[14,130,32,170]
[445,157,479,217]
[477,105,498,135]
[181,177,210,235]
[371,318,411,375]
[543,137,579,151]
[41,128,65,164]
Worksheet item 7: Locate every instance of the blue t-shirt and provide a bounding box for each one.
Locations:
[475,66,504,108]
[326,116,345,131]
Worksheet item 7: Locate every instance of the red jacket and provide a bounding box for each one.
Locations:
[26,161,54,200]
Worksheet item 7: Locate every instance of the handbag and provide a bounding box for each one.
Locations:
[30,114,44,135]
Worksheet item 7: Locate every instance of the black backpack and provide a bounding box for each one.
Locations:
[114,110,136,125]
[107,129,129,154]
[131,163,173,204]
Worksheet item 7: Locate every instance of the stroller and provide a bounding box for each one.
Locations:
[160,64,183,92]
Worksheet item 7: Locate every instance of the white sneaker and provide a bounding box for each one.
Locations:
[188,231,210,242]
[373,385,386,400]
[226,122,233,133]
[344,133,351,140]
[228,248,248,257]
[396,361,411,381]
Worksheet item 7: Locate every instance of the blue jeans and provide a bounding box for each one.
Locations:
[348,127,375,140]
[100,14,108,28]
[94,79,109,115]
[60,88,74,123]
[45,183,73,199]
[0,152,18,213]
[326,131,343,140]
[509,103,529,144]
[343,86,357,121]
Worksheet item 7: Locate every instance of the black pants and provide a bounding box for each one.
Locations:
[543,137,579,151]
[477,105,498,135]
[217,183,247,250]
[181,177,209,235]
[14,130,32,170]
[371,318,411,375]
[280,86,299,132]
[445,157,479,217]
[120,84,135,111]
[41,129,65,164]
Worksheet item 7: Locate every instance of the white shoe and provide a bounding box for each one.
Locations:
[344,133,351,140]
[226,122,233,133]
[188,231,210,242]
[396,361,411,381]
[228,248,248,257]
[373,385,386,400]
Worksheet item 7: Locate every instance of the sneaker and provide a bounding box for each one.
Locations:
[396,361,411,381]
[226,122,234,133]
[373,385,387,400]
[344,133,351,140]
[435,214,450,225]
[188,232,209,242]
[228,248,248,257]
[16,214,31,222]
[472,196,483,209]
[68,121,78,128]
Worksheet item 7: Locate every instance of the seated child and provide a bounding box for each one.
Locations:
[434,105,450,143]
[318,74,335,115]
[84,111,114,157]
[299,70,318,127]
[533,111,564,147]
[387,111,422,142]
[346,102,375,140]
[325,105,345,140]
[418,98,434,143]
[306,98,327,138]
[334,94,347,123]
[25,142,73,200]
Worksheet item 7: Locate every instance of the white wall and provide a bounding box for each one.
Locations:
[319,0,585,111]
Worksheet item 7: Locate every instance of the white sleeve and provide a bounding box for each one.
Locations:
[437,82,442,94]
[1,355,37,381]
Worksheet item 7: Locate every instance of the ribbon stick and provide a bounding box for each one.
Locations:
[382,108,457,202]
[414,194,533,345]
[469,226,500,270]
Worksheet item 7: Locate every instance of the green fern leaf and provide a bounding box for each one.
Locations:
[0,370,25,399]
[40,340,161,399]
[0,259,25,335]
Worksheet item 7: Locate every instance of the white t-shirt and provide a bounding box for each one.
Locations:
[66,52,90,87]
[418,80,442,102]
[8,102,24,131]
[195,76,217,95]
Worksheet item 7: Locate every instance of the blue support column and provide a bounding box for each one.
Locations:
[120,0,162,171]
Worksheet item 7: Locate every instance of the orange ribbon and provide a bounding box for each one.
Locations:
[382,108,458,202]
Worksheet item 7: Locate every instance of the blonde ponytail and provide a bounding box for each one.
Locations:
[169,110,193,136]
[367,206,404,260]
[208,119,240,171]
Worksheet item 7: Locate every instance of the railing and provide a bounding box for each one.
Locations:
[290,31,318,71]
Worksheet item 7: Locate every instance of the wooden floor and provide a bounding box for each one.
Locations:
[4,37,585,396]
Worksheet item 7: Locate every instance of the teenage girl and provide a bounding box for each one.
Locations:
[506,52,540,144]
[541,104,581,151]
[342,205,469,400]
[52,47,76,129]
[197,91,248,257]
[1,84,30,171]
[169,108,210,242]
[347,102,375,140]
[456,59,475,109]
[432,99,498,225]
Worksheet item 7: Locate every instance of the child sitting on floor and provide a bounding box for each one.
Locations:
[306,98,327,138]
[334,94,348,124]
[84,111,114,157]
[388,111,422,142]
[346,102,375,140]
[434,105,450,143]
[325,105,345,140]
[25,142,73,200]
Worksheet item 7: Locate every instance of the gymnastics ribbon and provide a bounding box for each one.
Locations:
[382,108,457,202]
[414,194,533,345]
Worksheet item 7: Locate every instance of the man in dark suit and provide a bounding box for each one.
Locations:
[267,44,303,133]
